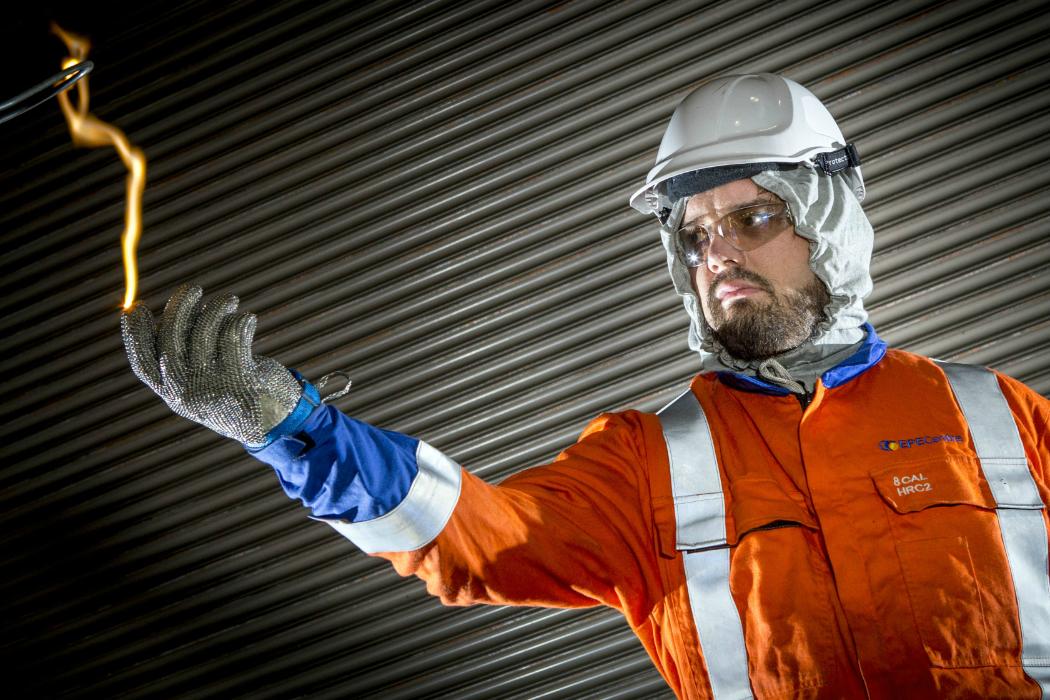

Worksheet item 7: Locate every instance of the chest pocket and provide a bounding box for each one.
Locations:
[655,403,818,553]
[871,457,999,667]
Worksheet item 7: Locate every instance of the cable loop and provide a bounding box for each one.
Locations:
[317,370,352,403]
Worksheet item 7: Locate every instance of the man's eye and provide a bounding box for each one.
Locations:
[740,212,769,227]
[736,206,778,228]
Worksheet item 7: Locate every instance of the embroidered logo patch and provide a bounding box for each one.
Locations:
[878,434,963,452]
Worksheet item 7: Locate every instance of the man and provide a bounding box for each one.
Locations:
[121,74,1050,699]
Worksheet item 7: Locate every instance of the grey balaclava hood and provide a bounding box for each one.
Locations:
[659,166,874,391]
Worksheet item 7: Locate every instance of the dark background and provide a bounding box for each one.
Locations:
[2,1,1049,697]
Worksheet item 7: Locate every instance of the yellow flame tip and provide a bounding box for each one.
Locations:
[53,23,146,313]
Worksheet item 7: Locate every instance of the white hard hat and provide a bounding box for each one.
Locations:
[630,73,864,218]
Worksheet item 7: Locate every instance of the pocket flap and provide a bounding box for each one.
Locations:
[653,476,818,555]
[728,476,818,544]
[871,457,996,514]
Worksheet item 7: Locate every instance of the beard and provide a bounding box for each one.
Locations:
[703,269,830,361]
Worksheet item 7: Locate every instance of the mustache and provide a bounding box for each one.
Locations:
[707,269,775,299]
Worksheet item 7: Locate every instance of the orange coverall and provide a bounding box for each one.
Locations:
[378,349,1050,699]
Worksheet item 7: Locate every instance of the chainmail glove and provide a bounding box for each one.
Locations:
[121,284,305,447]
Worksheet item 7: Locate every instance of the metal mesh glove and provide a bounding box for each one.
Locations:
[121,284,304,446]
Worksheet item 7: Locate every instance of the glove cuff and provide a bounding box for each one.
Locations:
[245,369,321,452]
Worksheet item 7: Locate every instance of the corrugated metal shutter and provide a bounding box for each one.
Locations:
[2,0,1048,696]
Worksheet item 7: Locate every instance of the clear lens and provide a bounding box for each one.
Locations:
[676,225,711,268]
[676,202,791,268]
[723,203,790,247]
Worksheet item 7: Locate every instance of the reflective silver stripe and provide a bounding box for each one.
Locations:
[322,440,463,554]
[659,389,727,549]
[938,361,1050,695]
[682,548,753,700]
[659,390,753,699]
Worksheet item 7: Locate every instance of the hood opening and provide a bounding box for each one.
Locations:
[659,166,874,382]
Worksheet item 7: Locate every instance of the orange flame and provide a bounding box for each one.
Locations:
[52,23,146,311]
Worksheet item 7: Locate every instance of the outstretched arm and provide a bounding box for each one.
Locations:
[249,394,664,619]
[122,286,665,621]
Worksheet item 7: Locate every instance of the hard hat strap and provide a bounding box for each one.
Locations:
[814,143,861,175]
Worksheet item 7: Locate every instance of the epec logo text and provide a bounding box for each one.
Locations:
[879,434,964,452]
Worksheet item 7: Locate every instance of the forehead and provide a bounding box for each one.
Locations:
[683,178,778,222]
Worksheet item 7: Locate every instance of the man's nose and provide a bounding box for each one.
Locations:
[706,234,740,273]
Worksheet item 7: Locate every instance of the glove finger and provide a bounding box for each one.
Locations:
[158,284,203,372]
[189,293,239,368]
[120,303,162,391]
[219,311,257,380]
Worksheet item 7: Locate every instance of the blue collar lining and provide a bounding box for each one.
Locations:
[821,324,887,388]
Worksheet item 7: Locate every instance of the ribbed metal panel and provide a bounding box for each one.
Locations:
[2,0,1048,696]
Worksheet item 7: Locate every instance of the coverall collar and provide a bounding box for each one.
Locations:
[716,323,887,396]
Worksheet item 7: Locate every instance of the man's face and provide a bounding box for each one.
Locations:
[684,178,830,360]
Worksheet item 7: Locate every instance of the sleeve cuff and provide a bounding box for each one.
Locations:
[317,440,463,553]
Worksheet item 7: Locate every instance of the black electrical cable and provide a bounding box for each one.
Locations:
[0,61,93,126]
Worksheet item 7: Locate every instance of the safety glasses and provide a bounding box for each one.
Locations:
[674,201,793,268]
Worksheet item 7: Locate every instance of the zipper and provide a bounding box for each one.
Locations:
[796,391,812,410]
